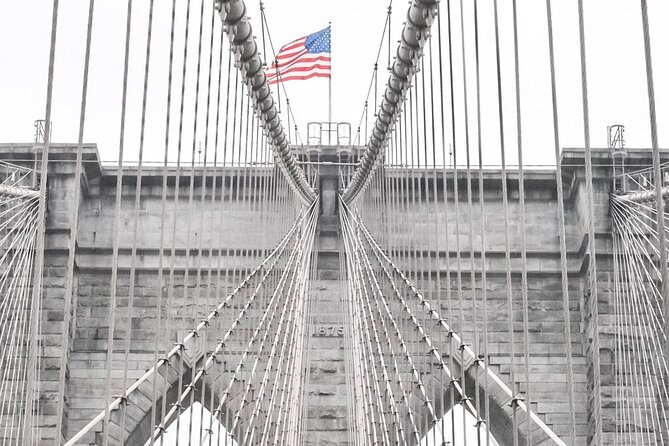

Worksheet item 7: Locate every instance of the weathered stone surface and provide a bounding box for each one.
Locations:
[2,144,665,445]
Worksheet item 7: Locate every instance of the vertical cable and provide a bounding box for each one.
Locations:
[22,0,59,440]
[225,68,239,300]
[374,63,378,117]
[157,2,178,442]
[446,0,468,441]
[157,2,179,442]
[577,1,603,441]
[436,1,457,441]
[184,0,206,349]
[408,88,417,287]
[387,3,392,71]
[170,0,193,439]
[639,0,669,361]
[456,1,481,442]
[473,1,491,442]
[101,2,133,444]
[197,2,219,441]
[510,0,533,440]
[232,76,245,285]
[419,54,433,441]
[492,0,520,443]
[259,0,267,65]
[55,0,94,439]
[119,0,154,441]
[545,1,577,441]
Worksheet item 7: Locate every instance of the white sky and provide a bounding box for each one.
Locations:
[420,405,501,446]
[162,402,238,445]
[164,403,494,445]
[3,2,662,441]
[1,0,669,166]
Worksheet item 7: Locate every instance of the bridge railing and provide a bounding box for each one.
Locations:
[306,121,352,147]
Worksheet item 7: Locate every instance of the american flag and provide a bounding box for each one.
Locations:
[266,26,331,86]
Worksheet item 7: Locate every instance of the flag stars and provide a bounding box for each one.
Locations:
[305,26,331,54]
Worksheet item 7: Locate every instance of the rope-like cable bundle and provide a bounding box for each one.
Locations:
[610,193,669,443]
[216,0,316,205]
[0,165,41,443]
[341,0,438,203]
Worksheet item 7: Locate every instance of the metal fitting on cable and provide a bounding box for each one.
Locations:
[618,185,669,204]
[342,0,439,203]
[0,184,40,200]
[217,0,316,205]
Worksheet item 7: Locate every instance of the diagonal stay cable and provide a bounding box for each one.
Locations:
[64,205,311,445]
[344,199,568,445]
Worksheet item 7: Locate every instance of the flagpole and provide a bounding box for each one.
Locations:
[328,21,332,145]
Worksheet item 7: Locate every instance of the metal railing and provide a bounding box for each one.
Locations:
[306,122,351,146]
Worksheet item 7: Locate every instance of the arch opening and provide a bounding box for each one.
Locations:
[420,405,502,446]
[161,402,238,446]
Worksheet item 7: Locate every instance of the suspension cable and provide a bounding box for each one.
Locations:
[216,0,315,204]
[342,0,438,203]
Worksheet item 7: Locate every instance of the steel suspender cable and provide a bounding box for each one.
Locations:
[55,0,94,439]
[353,2,392,148]
[226,68,240,293]
[577,1,603,440]
[102,1,133,443]
[639,0,669,364]
[419,55,433,442]
[22,0,59,441]
[173,0,194,439]
[473,1,492,443]
[492,1,522,444]
[434,3,455,443]
[157,1,178,440]
[233,87,245,285]
[544,1,577,442]
[241,86,252,275]
[183,0,206,361]
[343,0,438,203]
[456,2,483,443]
[408,88,418,287]
[200,9,224,440]
[510,0,533,440]
[446,0,468,441]
[445,1,468,441]
[217,0,315,205]
[119,0,155,441]
[191,0,217,439]
[258,9,304,146]
[425,21,441,446]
